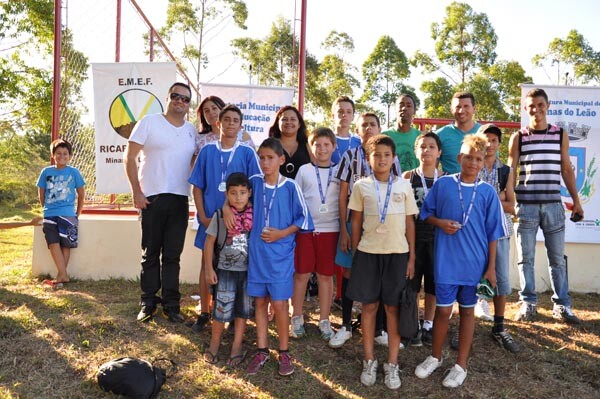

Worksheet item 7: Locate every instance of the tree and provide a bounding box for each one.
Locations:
[533,29,600,85]
[486,60,532,120]
[147,0,248,87]
[361,35,411,126]
[420,77,454,119]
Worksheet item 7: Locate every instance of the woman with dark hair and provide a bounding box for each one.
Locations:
[269,105,314,179]
[195,95,255,152]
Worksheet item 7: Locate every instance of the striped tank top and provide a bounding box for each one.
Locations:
[516,124,563,204]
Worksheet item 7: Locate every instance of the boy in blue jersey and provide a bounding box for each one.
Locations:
[242,138,313,377]
[347,134,417,390]
[415,133,505,388]
[37,139,85,287]
[331,96,362,164]
[189,104,261,331]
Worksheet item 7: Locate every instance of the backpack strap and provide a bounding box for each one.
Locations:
[215,208,227,251]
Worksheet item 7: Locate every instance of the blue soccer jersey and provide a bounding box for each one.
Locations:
[332,135,362,164]
[188,142,261,248]
[420,175,506,286]
[248,174,313,284]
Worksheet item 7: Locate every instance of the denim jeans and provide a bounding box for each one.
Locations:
[495,236,511,297]
[515,202,570,306]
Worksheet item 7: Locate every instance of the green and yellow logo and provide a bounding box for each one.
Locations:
[109,89,163,139]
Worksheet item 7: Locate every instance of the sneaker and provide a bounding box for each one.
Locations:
[329,326,352,348]
[162,309,185,323]
[492,330,520,353]
[383,363,401,390]
[246,351,269,375]
[375,331,405,349]
[553,305,582,325]
[290,315,306,338]
[514,302,537,322]
[410,328,423,347]
[318,319,335,340]
[278,352,295,376]
[415,355,442,379]
[421,328,433,347]
[475,298,493,321]
[360,359,378,386]
[442,364,467,388]
[450,331,459,350]
[136,305,157,322]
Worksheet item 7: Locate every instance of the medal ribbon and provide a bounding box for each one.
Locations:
[262,175,279,228]
[314,164,333,205]
[216,140,239,185]
[374,173,393,225]
[457,174,478,227]
[418,168,438,197]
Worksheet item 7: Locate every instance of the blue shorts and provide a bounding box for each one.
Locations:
[334,222,353,268]
[212,269,254,323]
[42,216,79,248]
[435,284,477,307]
[247,279,293,301]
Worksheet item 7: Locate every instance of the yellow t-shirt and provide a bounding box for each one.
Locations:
[348,175,418,254]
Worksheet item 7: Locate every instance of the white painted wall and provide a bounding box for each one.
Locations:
[32,215,600,293]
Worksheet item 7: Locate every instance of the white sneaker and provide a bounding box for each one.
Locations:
[318,319,334,340]
[442,364,467,388]
[374,331,405,349]
[329,326,352,348]
[415,355,443,379]
[475,298,493,321]
[290,315,305,338]
[383,363,401,389]
[360,359,378,386]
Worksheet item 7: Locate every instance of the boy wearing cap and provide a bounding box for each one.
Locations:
[476,124,520,353]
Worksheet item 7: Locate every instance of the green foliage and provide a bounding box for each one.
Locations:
[533,29,600,84]
[149,0,248,86]
[420,77,454,119]
[431,1,497,84]
[361,36,410,124]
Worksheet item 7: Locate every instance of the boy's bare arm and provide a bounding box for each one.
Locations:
[350,210,362,253]
[424,215,461,235]
[261,224,299,243]
[124,142,149,209]
[192,186,210,228]
[76,187,85,217]
[483,240,497,288]
[560,129,584,217]
[338,181,351,253]
[501,168,516,215]
[507,132,520,187]
[204,234,218,285]
[405,214,416,279]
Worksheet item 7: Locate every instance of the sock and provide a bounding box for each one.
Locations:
[423,320,433,331]
[278,349,289,354]
[258,347,269,354]
[342,277,353,328]
[492,316,505,333]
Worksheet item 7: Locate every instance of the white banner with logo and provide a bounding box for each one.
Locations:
[200,83,295,145]
[92,62,176,193]
[520,84,600,243]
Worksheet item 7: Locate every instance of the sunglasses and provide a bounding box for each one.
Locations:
[169,92,191,104]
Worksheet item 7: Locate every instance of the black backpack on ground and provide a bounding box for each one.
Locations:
[97,357,175,399]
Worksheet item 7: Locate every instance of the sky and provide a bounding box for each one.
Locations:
[65,0,600,118]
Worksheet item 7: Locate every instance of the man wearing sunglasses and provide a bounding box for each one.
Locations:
[125,82,197,324]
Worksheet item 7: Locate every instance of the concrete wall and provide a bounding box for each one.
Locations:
[32,215,600,293]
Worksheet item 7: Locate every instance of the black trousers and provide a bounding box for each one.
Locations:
[139,194,188,312]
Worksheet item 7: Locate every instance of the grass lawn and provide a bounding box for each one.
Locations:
[0,214,599,398]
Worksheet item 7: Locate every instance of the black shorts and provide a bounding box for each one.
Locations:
[410,239,435,295]
[43,216,79,248]
[346,250,408,306]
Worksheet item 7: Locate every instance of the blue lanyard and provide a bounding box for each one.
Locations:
[216,140,238,183]
[374,173,393,224]
[418,168,438,197]
[262,175,279,228]
[457,174,478,227]
[314,164,333,205]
